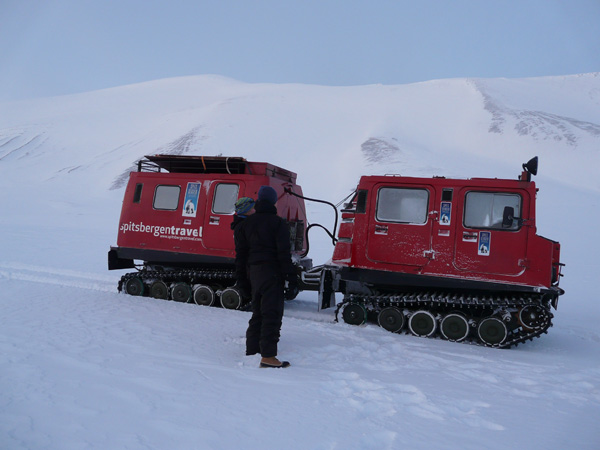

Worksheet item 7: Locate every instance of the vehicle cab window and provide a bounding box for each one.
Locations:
[212,183,240,214]
[376,187,429,224]
[153,185,180,210]
[464,192,521,230]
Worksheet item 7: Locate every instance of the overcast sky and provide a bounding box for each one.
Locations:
[1,0,598,101]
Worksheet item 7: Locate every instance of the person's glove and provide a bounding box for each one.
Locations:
[233,280,251,300]
[284,273,300,300]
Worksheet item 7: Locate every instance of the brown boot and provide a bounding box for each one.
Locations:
[260,357,290,368]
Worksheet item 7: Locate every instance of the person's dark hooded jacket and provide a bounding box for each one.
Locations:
[233,198,296,284]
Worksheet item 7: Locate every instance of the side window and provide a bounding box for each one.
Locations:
[342,189,368,214]
[153,185,181,210]
[213,183,240,214]
[464,192,521,230]
[376,187,429,224]
[356,190,368,214]
[133,183,143,203]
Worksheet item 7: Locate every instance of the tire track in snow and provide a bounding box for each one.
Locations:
[0,261,118,292]
[0,260,335,323]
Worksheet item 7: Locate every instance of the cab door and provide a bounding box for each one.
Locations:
[366,184,434,268]
[454,188,530,276]
[202,181,245,252]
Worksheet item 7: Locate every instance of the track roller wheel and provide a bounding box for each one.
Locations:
[478,317,508,346]
[220,287,243,310]
[408,310,437,337]
[124,277,145,296]
[440,313,470,342]
[171,282,192,302]
[149,280,168,299]
[193,285,215,306]
[378,307,405,333]
[342,303,366,325]
[518,305,548,331]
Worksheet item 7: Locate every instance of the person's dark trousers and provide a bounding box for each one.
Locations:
[246,264,285,358]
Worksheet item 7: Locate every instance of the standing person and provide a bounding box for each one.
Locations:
[231,197,255,300]
[233,185,298,368]
[231,197,255,231]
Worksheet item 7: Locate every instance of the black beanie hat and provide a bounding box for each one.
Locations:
[257,186,278,205]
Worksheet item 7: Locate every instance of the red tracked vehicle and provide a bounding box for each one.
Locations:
[109,155,309,310]
[322,156,564,347]
[109,155,564,348]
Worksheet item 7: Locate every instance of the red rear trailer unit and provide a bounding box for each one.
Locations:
[109,155,309,309]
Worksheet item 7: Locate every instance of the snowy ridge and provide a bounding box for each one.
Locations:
[1,75,599,449]
[0,127,48,161]
[1,73,599,199]
[476,80,600,144]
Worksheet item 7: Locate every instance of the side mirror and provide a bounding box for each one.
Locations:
[502,206,515,228]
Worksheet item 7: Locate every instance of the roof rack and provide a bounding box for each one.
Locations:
[138,155,247,174]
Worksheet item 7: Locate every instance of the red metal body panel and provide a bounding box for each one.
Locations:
[332,174,560,291]
[115,158,307,265]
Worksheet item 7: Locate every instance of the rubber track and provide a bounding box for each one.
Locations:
[119,269,236,294]
[335,291,553,349]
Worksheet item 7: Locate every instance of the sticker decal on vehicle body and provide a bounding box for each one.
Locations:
[478,231,491,256]
[182,182,201,218]
[440,201,451,225]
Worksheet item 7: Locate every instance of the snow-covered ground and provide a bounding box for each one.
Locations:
[1,74,599,449]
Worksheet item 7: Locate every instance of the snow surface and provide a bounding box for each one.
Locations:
[1,74,599,449]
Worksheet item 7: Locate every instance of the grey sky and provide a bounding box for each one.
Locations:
[1,0,598,101]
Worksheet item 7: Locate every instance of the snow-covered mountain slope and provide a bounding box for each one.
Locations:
[1,73,598,204]
[1,74,599,449]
